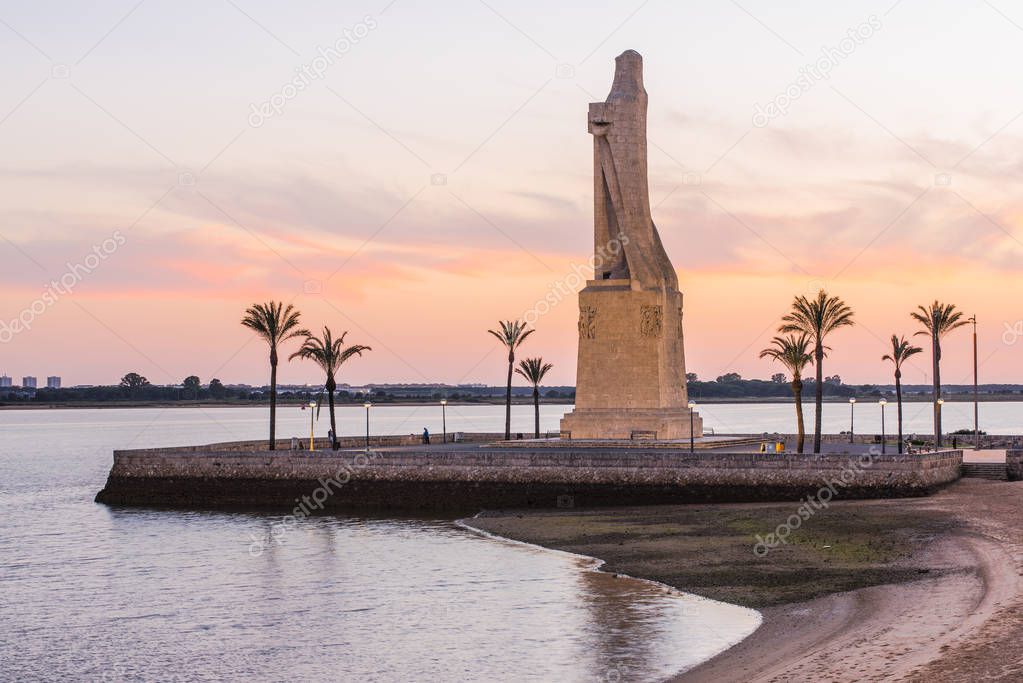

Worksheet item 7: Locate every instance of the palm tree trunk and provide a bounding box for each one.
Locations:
[533,387,540,438]
[269,353,278,451]
[932,334,941,448]
[814,343,824,453]
[895,371,904,454]
[793,378,805,454]
[504,352,513,440]
[327,376,337,450]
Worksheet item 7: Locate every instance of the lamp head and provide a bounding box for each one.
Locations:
[879,399,887,406]
[687,400,696,409]
[364,402,372,408]
[440,399,447,405]
[849,397,856,404]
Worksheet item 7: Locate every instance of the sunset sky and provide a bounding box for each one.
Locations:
[2,0,1022,388]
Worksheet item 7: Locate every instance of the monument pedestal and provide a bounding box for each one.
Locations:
[560,279,703,440]
[560,407,702,440]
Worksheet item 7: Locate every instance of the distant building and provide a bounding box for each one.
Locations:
[0,375,11,388]
[47,376,61,389]
[22,376,37,389]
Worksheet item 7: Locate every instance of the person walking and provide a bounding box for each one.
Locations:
[422,427,430,445]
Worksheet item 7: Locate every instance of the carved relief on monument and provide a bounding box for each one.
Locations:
[578,306,597,340]
[640,305,662,337]
[677,305,684,336]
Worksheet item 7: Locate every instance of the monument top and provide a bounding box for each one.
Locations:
[588,49,677,292]
[608,50,645,103]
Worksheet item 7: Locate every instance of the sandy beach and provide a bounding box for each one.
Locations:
[466,477,1023,681]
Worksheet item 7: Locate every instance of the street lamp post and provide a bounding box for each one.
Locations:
[687,400,696,453]
[440,399,448,444]
[849,398,857,444]
[936,398,944,451]
[307,401,317,452]
[879,399,887,454]
[363,402,371,450]
[968,315,979,449]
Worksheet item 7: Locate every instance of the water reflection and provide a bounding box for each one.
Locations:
[4,502,760,681]
[1,410,762,681]
[578,567,664,680]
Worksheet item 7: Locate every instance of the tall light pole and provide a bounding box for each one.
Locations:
[307,401,317,452]
[687,400,696,453]
[968,315,979,449]
[363,402,371,450]
[879,399,887,454]
[440,399,448,444]
[936,398,944,451]
[849,397,856,444]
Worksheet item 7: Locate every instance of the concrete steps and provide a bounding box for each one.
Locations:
[961,463,1008,480]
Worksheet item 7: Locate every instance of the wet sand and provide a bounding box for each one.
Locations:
[465,478,1023,681]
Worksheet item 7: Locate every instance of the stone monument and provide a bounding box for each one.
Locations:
[560,50,702,440]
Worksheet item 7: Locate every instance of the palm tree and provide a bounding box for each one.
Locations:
[759,334,814,453]
[780,290,855,453]
[882,334,923,454]
[911,301,968,448]
[515,357,553,439]
[241,301,308,450]
[488,321,534,439]
[290,327,371,450]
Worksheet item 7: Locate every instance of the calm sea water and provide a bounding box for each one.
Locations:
[7,398,1002,448]
[694,400,1022,436]
[0,408,762,682]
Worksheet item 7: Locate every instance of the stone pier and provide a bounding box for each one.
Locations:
[96,440,963,512]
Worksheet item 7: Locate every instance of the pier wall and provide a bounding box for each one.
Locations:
[96,443,963,511]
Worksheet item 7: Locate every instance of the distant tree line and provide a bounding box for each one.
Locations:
[2,371,1017,406]
[0,372,577,405]
[685,372,865,400]
[684,372,1018,401]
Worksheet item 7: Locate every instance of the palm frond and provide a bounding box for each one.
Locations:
[883,333,923,367]
[778,290,855,342]
[488,320,533,349]
[911,301,969,338]
[514,357,553,386]
[759,333,814,378]
[290,326,371,379]
[338,345,371,364]
[241,300,308,346]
